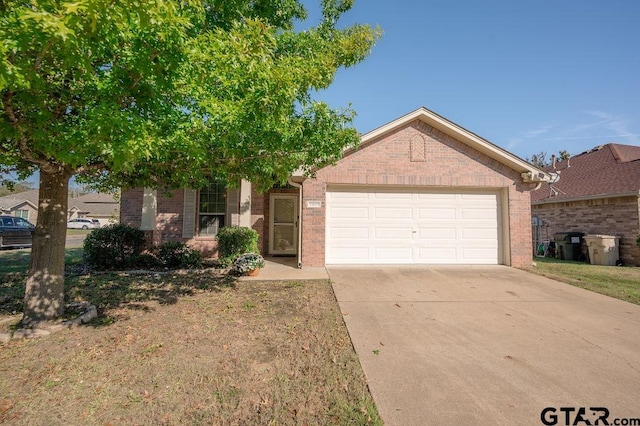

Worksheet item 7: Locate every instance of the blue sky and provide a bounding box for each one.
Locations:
[4,1,638,187]
[306,0,640,160]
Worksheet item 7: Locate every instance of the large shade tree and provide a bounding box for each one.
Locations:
[0,0,379,325]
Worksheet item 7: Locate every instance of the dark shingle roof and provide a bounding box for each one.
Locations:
[531,143,640,203]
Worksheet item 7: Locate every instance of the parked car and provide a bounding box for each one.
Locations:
[67,218,99,230]
[0,215,35,249]
[91,219,101,228]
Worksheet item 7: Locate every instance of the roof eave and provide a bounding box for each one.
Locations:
[532,190,640,205]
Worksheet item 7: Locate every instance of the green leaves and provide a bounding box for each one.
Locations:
[0,0,380,191]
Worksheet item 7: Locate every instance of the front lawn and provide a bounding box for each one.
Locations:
[527,257,640,305]
[0,249,381,425]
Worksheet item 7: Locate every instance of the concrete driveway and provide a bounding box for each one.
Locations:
[328,265,640,426]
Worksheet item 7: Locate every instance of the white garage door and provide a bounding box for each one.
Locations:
[326,188,501,265]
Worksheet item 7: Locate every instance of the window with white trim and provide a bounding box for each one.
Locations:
[14,209,29,220]
[198,180,226,236]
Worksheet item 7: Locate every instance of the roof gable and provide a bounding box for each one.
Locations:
[359,107,551,183]
[610,144,640,163]
[0,189,39,210]
[532,143,640,203]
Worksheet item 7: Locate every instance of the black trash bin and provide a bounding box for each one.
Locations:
[553,232,584,261]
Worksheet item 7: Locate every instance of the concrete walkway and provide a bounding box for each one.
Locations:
[328,265,640,426]
[237,257,329,281]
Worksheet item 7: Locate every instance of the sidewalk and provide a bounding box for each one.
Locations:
[237,257,329,281]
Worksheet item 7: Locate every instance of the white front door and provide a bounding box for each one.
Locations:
[269,195,298,255]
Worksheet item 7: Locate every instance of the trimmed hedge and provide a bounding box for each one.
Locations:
[83,223,146,269]
[150,241,202,269]
[216,226,260,266]
[84,225,203,270]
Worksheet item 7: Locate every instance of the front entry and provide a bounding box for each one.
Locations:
[269,194,298,255]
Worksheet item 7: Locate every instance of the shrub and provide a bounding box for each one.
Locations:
[153,241,202,269]
[83,223,146,269]
[216,226,260,266]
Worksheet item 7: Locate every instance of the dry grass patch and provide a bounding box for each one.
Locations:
[0,273,380,425]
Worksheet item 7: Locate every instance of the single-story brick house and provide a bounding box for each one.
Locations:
[120,107,551,268]
[531,143,640,266]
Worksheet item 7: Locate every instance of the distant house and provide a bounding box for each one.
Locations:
[0,189,39,222]
[531,143,640,266]
[0,190,119,226]
[68,192,120,226]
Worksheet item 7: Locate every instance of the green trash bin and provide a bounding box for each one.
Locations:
[554,232,584,261]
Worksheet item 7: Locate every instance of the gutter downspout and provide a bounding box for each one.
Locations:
[287,177,303,269]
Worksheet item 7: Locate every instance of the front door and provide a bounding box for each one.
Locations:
[269,194,298,255]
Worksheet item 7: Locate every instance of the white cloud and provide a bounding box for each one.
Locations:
[507,123,558,151]
[552,111,640,145]
[508,111,639,159]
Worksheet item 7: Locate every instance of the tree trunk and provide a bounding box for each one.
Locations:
[22,170,71,326]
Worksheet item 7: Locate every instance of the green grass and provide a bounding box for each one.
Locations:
[528,257,640,305]
[0,249,31,274]
[66,229,92,235]
[0,247,83,274]
[0,248,84,314]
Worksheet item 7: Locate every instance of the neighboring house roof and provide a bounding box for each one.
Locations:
[0,189,39,211]
[73,192,118,204]
[532,143,640,204]
[69,192,119,217]
[0,190,119,217]
[293,107,552,183]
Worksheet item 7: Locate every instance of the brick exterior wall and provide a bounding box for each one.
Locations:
[532,195,640,266]
[120,188,144,227]
[300,119,536,268]
[119,186,298,258]
[251,187,266,254]
[156,189,185,244]
[120,188,219,256]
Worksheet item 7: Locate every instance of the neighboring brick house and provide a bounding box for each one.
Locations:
[120,107,551,268]
[531,143,640,266]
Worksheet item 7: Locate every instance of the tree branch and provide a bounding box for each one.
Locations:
[34,40,53,71]
[75,161,107,175]
[3,91,64,174]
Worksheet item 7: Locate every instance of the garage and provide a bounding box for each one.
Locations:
[325,187,502,265]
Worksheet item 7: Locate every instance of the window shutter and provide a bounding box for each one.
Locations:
[227,188,239,226]
[183,189,197,238]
